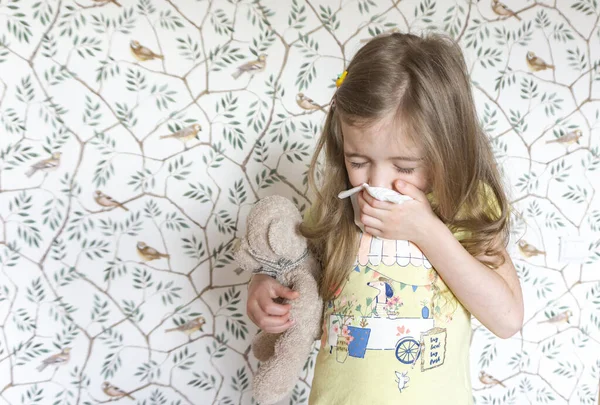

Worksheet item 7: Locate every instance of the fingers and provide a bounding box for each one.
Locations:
[273,284,300,301]
[393,180,428,204]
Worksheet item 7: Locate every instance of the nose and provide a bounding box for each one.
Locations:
[369,167,393,189]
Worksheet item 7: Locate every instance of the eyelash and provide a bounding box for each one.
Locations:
[349,162,414,174]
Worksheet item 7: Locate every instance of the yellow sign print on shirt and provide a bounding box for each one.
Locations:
[320,232,460,386]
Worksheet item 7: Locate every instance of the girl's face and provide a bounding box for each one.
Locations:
[341,114,431,193]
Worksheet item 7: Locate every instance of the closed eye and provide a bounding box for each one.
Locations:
[350,162,367,169]
[395,167,415,174]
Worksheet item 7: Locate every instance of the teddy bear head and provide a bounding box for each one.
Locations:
[234,195,308,275]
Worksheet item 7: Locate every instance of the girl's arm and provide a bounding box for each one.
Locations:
[416,218,524,338]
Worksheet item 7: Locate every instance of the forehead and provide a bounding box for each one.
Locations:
[340,115,421,155]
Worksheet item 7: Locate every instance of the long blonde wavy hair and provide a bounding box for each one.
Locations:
[299,32,511,303]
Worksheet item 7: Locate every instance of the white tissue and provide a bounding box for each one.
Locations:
[337,183,412,233]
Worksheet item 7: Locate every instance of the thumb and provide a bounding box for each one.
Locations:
[274,283,300,300]
[394,180,428,204]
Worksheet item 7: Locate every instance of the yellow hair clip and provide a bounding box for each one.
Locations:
[335,70,348,88]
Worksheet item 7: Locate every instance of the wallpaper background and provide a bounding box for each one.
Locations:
[0,0,599,404]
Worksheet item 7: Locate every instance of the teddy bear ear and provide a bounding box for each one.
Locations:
[268,218,306,257]
[233,238,260,272]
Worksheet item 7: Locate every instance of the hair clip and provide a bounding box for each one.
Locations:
[335,70,348,88]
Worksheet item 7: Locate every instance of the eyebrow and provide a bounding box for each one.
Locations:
[344,152,423,162]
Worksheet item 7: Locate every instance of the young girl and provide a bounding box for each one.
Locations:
[246,32,524,404]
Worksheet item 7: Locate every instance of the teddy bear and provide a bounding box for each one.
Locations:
[234,195,323,405]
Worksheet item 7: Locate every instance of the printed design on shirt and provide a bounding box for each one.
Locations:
[395,371,410,393]
[323,232,452,374]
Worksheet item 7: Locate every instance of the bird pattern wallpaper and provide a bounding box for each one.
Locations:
[0,0,598,404]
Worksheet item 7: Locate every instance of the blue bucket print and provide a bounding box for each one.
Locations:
[347,326,371,358]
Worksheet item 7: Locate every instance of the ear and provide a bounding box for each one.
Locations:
[267,219,291,256]
[233,238,260,272]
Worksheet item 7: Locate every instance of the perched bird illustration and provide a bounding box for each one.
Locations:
[93,0,122,6]
[26,152,62,177]
[136,241,170,262]
[232,54,267,79]
[492,0,521,20]
[479,370,506,387]
[517,240,545,258]
[296,93,323,111]
[360,27,400,43]
[102,382,134,399]
[130,40,164,62]
[545,129,582,145]
[94,190,128,211]
[165,316,206,336]
[526,51,555,72]
[37,348,71,372]
[538,309,573,325]
[159,124,201,144]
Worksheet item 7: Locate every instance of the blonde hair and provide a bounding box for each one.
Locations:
[300,32,511,302]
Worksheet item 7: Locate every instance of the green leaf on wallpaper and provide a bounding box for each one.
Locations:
[296,60,317,91]
[103,260,128,282]
[202,144,225,168]
[26,278,45,304]
[554,361,578,379]
[181,235,206,262]
[122,299,144,322]
[255,168,280,189]
[83,95,101,127]
[477,46,503,68]
[73,36,102,58]
[252,139,269,163]
[189,371,217,390]
[515,21,533,46]
[134,360,161,381]
[58,5,87,37]
[464,19,490,49]
[173,347,197,370]
[571,0,599,15]
[13,340,48,366]
[443,5,465,39]
[246,0,275,30]
[550,160,571,182]
[6,10,32,43]
[95,57,121,83]
[214,210,235,235]
[270,112,295,143]
[90,13,111,34]
[534,10,551,29]
[289,0,307,30]
[247,98,268,133]
[133,267,154,290]
[588,210,600,231]
[526,200,542,217]
[15,75,34,103]
[231,366,250,391]
[176,35,202,62]
[137,0,156,16]
[158,9,184,30]
[212,241,235,269]
[128,168,156,192]
[211,9,234,36]
[102,351,122,379]
[184,182,213,203]
[208,43,245,72]
[567,47,587,71]
[165,212,189,231]
[81,238,110,260]
[91,294,110,324]
[358,0,377,15]
[156,280,182,306]
[1,108,26,135]
[250,28,275,57]
[508,108,527,134]
[544,212,565,229]
[414,0,436,22]
[478,343,496,368]
[41,197,64,231]
[151,83,177,110]
[114,7,136,34]
[562,185,587,203]
[115,102,137,128]
[283,140,310,163]
[532,277,554,299]
[541,92,563,117]
[228,179,247,205]
[515,172,538,193]
[32,1,54,26]
[93,158,114,187]
[520,77,538,100]
[494,68,516,91]
[143,200,162,220]
[551,22,574,42]
[167,155,192,181]
[319,5,340,31]
[582,148,600,171]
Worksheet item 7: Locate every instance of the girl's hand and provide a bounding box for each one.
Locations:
[357,180,438,243]
[246,274,300,333]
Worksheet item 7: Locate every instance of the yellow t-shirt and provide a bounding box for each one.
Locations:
[307,183,501,405]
